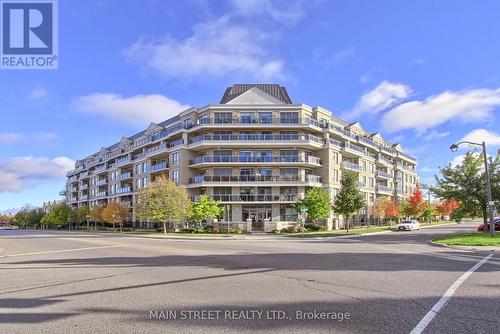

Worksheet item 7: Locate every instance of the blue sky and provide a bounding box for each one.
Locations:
[1,0,500,211]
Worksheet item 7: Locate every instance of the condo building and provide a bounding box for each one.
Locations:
[63,84,419,232]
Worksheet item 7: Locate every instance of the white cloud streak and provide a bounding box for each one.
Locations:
[72,93,189,126]
[0,156,75,192]
[381,88,500,133]
[459,128,500,146]
[124,16,285,81]
[346,81,412,119]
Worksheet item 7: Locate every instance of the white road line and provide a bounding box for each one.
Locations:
[410,253,494,334]
[0,245,127,258]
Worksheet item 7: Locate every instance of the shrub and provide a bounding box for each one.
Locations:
[304,223,320,231]
[203,225,213,233]
[181,228,196,233]
[272,229,280,234]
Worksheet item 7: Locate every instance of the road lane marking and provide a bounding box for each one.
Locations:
[410,253,494,334]
[0,245,127,258]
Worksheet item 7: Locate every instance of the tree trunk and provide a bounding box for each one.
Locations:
[483,207,488,233]
[163,222,167,235]
[113,222,115,231]
[346,216,349,234]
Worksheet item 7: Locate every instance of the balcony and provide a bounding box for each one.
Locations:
[193,117,321,127]
[116,156,131,165]
[343,143,366,157]
[376,185,393,194]
[377,171,392,179]
[189,155,322,166]
[118,172,133,180]
[305,156,322,165]
[80,184,88,190]
[96,191,107,198]
[150,161,168,172]
[358,181,365,188]
[357,135,378,148]
[80,195,88,200]
[381,146,397,156]
[396,162,416,172]
[188,174,320,185]
[70,187,78,192]
[377,156,393,166]
[188,134,324,148]
[341,161,364,172]
[96,179,108,186]
[59,190,67,196]
[207,194,299,203]
[117,186,132,194]
[135,143,168,160]
[329,138,342,147]
[306,174,322,183]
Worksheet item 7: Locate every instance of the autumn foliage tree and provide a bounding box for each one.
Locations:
[372,197,391,225]
[385,201,400,224]
[102,202,130,231]
[403,188,427,218]
[435,199,459,220]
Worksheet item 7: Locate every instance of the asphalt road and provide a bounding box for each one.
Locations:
[0,222,498,334]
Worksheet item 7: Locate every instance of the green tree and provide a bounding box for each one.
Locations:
[294,187,331,224]
[136,175,193,235]
[431,152,500,226]
[102,202,130,231]
[421,202,436,223]
[332,171,365,234]
[190,195,223,226]
[40,203,71,227]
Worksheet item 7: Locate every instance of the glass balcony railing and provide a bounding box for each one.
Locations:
[206,194,299,202]
[150,162,168,172]
[96,191,107,197]
[341,161,364,172]
[96,179,107,186]
[344,143,366,155]
[189,155,322,165]
[376,185,393,193]
[117,186,132,194]
[118,172,132,180]
[377,171,392,179]
[189,175,312,184]
[189,134,323,144]
[378,156,393,165]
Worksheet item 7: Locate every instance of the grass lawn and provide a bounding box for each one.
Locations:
[284,226,393,238]
[434,232,500,246]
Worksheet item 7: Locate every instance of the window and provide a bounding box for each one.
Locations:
[333,169,339,182]
[280,205,298,221]
[172,170,179,184]
[214,168,232,176]
[143,177,148,187]
[280,112,299,124]
[239,151,254,162]
[240,112,255,124]
[368,177,374,188]
[143,162,149,173]
[198,114,209,125]
[184,118,194,128]
[258,112,272,124]
[280,168,298,175]
[136,178,141,189]
[135,164,141,175]
[214,112,232,124]
[257,168,272,176]
[333,152,339,164]
[172,152,179,165]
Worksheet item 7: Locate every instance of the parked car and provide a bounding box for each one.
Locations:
[395,220,420,231]
[476,219,500,232]
[0,226,13,230]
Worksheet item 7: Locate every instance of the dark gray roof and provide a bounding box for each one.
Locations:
[220,84,292,104]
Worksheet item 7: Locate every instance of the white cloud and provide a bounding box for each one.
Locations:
[381,88,500,133]
[228,0,306,24]
[459,128,500,146]
[423,130,450,141]
[27,87,48,100]
[450,155,466,168]
[0,156,75,192]
[346,81,412,119]
[73,93,189,126]
[124,16,285,81]
[0,133,24,144]
[420,166,438,173]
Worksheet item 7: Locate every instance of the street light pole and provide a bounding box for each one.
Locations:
[481,141,496,237]
[450,141,496,236]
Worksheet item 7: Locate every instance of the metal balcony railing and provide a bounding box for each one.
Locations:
[206,194,299,202]
[189,134,323,144]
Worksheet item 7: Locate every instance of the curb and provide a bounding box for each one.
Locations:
[429,240,499,252]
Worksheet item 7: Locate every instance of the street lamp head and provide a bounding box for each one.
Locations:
[449,143,459,152]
